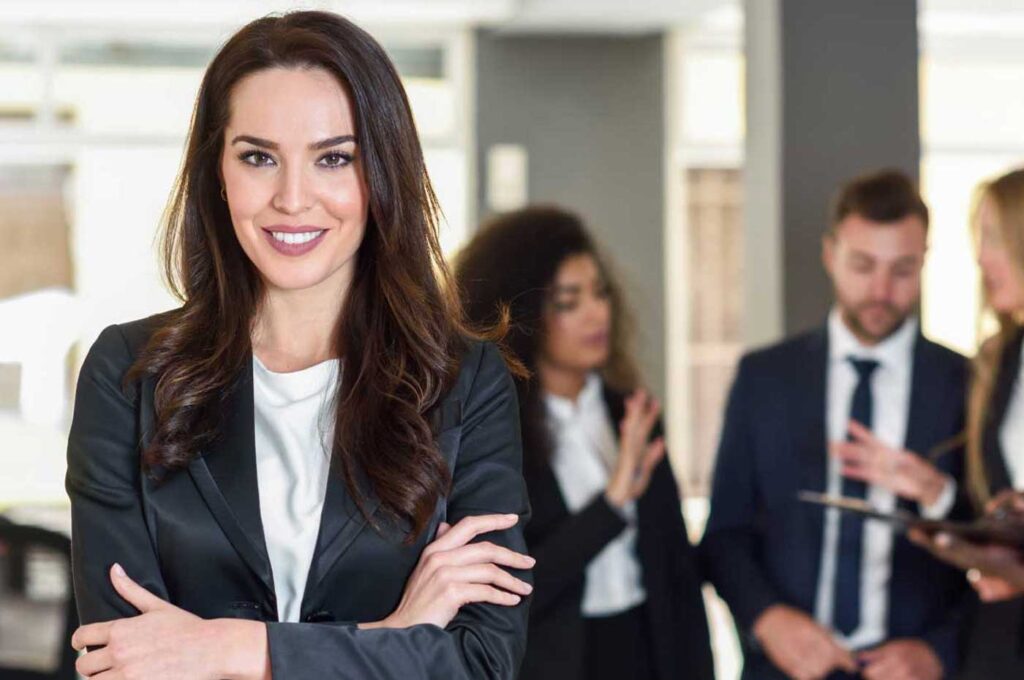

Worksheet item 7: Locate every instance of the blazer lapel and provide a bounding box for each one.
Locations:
[302,455,381,598]
[186,355,275,596]
[794,328,830,498]
[901,333,938,512]
[302,395,463,600]
[792,328,829,587]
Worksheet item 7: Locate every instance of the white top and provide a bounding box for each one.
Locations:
[253,355,339,623]
[814,310,956,650]
[545,373,647,617]
[1000,339,1024,489]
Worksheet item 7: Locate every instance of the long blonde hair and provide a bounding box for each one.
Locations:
[967,168,1024,506]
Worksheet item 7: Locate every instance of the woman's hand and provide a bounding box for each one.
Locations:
[908,491,1024,601]
[71,564,269,679]
[604,389,666,508]
[361,513,535,630]
[832,420,949,507]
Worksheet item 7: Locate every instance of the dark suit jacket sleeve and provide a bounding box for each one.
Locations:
[701,356,781,632]
[526,486,627,615]
[266,341,531,680]
[66,324,170,624]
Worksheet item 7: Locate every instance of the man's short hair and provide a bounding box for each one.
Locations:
[829,169,929,234]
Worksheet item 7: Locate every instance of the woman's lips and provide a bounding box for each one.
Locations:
[261,227,327,257]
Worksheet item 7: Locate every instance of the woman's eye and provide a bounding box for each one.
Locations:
[551,298,579,313]
[239,150,274,167]
[318,152,353,168]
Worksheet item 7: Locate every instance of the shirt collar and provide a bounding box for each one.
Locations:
[544,372,605,424]
[827,307,918,372]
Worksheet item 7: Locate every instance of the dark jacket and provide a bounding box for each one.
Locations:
[66,315,531,680]
[518,385,715,680]
[702,326,970,680]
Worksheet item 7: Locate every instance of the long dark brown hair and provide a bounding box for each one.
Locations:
[127,11,481,541]
[454,206,639,472]
[966,168,1024,506]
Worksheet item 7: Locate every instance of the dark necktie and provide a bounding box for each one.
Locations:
[833,356,880,636]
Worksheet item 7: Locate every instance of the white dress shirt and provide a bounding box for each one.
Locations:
[545,373,647,617]
[814,310,956,650]
[253,355,339,623]
[1000,339,1024,489]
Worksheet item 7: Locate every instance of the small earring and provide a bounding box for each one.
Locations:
[220,186,227,202]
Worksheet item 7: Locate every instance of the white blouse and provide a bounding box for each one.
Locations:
[253,355,339,622]
[545,373,647,617]
[1000,341,1024,490]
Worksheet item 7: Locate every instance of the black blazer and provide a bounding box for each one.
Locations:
[517,386,715,680]
[702,327,970,680]
[66,315,531,679]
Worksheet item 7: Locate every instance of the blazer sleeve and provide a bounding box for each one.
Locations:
[700,356,782,632]
[525,488,628,616]
[66,324,170,625]
[265,341,531,680]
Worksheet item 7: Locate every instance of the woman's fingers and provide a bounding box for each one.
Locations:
[75,647,113,677]
[986,489,1024,516]
[435,521,452,539]
[109,564,167,615]
[454,583,523,608]
[439,541,535,570]
[440,563,533,596]
[71,621,113,651]
[424,514,520,554]
[847,419,880,446]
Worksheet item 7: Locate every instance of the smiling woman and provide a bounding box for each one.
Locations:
[64,10,532,680]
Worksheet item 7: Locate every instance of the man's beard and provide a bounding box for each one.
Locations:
[841,301,909,344]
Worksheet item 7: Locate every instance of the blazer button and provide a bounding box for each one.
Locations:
[304,610,335,623]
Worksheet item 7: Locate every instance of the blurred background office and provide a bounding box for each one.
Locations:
[1,0,1023,678]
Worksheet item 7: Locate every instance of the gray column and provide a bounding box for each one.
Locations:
[474,31,667,399]
[745,0,921,338]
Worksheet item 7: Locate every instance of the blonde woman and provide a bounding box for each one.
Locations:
[912,168,1024,678]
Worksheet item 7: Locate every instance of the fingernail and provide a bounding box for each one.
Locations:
[524,555,536,565]
[504,514,519,521]
[112,562,126,578]
[935,533,952,548]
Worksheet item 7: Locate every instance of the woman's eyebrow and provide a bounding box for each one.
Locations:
[230,134,356,150]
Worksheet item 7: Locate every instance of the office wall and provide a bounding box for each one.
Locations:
[475,31,667,397]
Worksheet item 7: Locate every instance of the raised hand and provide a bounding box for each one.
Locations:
[832,420,950,507]
[604,389,667,508]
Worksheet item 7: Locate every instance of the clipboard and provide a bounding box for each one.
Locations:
[797,491,1024,549]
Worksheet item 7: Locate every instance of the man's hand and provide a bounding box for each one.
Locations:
[752,604,857,680]
[859,639,942,680]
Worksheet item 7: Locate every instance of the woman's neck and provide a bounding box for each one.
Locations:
[253,275,349,372]
[537,359,590,403]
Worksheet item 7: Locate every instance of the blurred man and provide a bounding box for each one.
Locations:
[703,170,969,680]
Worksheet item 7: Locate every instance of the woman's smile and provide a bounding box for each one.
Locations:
[261,225,328,256]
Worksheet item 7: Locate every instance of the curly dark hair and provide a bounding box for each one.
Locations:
[454,206,639,472]
[126,11,489,542]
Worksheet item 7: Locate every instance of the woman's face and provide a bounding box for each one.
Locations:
[540,253,612,375]
[220,66,369,295]
[976,195,1024,314]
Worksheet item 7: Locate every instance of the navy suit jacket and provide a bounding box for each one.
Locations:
[702,326,969,680]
